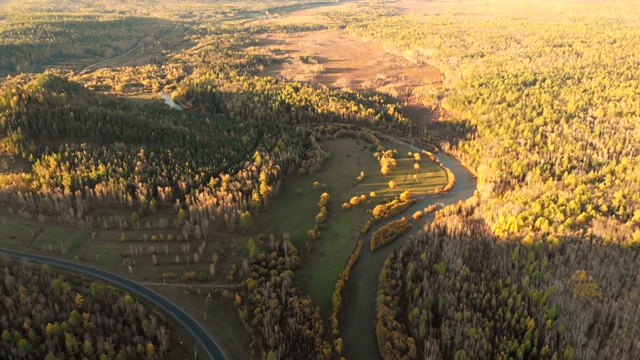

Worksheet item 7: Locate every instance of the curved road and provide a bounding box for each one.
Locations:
[0,248,226,360]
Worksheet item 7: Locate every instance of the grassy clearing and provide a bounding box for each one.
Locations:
[247,137,447,320]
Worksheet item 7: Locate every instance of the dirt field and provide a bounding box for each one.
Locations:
[260,29,442,94]
[256,10,444,128]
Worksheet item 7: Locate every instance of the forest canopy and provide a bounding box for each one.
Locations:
[1,0,640,359]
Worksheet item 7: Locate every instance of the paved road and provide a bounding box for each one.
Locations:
[0,248,226,360]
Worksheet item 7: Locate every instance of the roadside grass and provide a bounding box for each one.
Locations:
[0,217,39,248]
[0,206,252,359]
[147,284,252,360]
[32,226,87,253]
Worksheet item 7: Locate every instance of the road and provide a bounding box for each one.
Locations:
[0,248,226,360]
[82,43,141,72]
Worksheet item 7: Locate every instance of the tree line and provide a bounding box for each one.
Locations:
[376,204,640,359]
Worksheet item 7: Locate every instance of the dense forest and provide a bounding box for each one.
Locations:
[2,0,640,359]
[376,208,640,359]
[236,234,332,359]
[0,256,171,359]
[325,1,640,359]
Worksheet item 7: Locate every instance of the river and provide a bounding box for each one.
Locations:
[339,138,477,359]
[160,91,183,110]
[157,86,473,358]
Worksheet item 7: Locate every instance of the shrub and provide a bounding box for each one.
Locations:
[370,217,412,251]
[372,198,416,220]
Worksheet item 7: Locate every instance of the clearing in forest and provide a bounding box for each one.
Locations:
[259,29,443,98]
[245,136,447,320]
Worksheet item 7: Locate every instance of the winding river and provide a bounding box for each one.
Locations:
[340,138,478,360]
[160,84,474,358]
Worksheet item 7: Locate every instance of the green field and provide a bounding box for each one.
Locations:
[246,137,447,320]
[0,135,447,357]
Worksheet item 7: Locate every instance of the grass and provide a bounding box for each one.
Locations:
[0,136,446,357]
[0,207,240,287]
[0,206,252,359]
[0,217,38,248]
[246,137,447,321]
[148,284,252,360]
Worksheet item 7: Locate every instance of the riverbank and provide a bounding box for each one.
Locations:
[339,140,477,359]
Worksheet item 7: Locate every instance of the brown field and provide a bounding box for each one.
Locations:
[259,29,443,97]
[249,2,355,25]
[256,20,444,131]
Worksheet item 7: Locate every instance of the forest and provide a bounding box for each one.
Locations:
[326,1,640,359]
[0,256,172,359]
[0,0,434,358]
[1,0,639,359]
[376,206,640,359]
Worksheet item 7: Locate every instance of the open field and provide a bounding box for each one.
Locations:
[256,26,443,132]
[253,0,443,110]
[246,137,446,320]
[259,29,443,95]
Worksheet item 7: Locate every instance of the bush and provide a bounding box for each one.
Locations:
[372,198,416,220]
[162,272,177,280]
[370,217,412,251]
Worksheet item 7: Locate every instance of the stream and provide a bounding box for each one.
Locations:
[160,91,183,110]
[340,137,478,359]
